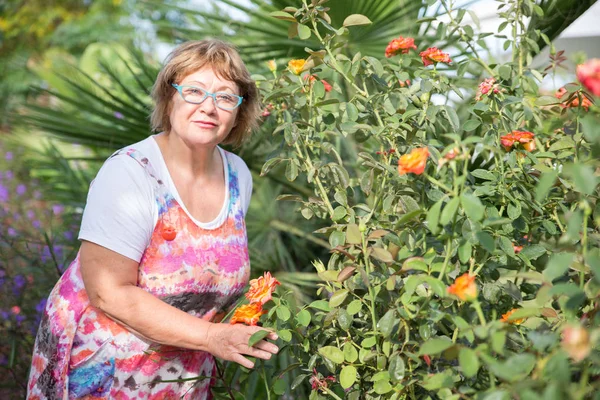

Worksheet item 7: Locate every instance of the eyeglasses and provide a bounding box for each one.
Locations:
[171,83,243,110]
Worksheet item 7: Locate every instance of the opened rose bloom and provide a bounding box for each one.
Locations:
[501,309,525,325]
[476,78,501,101]
[398,147,429,175]
[576,58,600,97]
[561,325,591,362]
[230,303,267,326]
[385,36,417,58]
[419,47,452,66]
[246,271,280,305]
[554,87,592,111]
[500,131,535,152]
[447,273,477,301]
[288,59,306,75]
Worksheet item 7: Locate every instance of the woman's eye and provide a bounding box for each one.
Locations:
[218,94,234,102]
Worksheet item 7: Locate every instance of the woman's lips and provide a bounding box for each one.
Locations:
[193,121,217,128]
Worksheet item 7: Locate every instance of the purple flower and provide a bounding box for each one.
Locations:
[27,210,35,219]
[7,227,16,237]
[114,111,124,119]
[5,171,13,180]
[34,190,41,199]
[35,298,47,314]
[5,151,13,161]
[41,246,51,263]
[14,275,26,289]
[64,230,74,241]
[33,220,41,229]
[0,354,7,366]
[52,204,64,215]
[0,183,8,202]
[12,212,20,220]
[16,184,26,195]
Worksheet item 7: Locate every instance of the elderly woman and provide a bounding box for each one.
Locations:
[27,40,278,399]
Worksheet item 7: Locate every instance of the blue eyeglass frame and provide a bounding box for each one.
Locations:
[171,83,243,110]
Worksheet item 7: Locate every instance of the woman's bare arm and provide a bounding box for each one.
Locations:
[79,240,277,368]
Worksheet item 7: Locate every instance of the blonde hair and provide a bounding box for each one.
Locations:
[150,40,260,147]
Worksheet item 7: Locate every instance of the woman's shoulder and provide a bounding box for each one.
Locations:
[222,149,251,179]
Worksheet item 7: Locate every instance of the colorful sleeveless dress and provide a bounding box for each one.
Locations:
[27,148,251,399]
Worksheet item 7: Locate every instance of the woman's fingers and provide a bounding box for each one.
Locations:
[232,354,255,369]
[252,340,279,355]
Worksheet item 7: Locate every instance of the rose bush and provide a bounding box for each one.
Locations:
[240,0,600,398]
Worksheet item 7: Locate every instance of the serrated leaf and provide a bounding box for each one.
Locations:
[343,14,372,27]
[471,169,496,181]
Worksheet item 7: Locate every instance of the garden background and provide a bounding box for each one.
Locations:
[1,0,600,398]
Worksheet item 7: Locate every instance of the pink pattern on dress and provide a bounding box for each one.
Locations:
[27,148,250,399]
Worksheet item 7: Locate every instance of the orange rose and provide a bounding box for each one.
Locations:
[447,273,477,301]
[288,59,306,75]
[501,308,525,325]
[561,325,591,362]
[246,271,280,305]
[554,87,592,111]
[500,131,535,152]
[577,58,600,97]
[397,147,429,175]
[419,47,452,67]
[385,36,417,58]
[230,303,266,326]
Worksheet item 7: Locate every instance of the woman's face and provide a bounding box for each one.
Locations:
[168,66,240,148]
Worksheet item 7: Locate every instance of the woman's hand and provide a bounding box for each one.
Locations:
[205,323,279,369]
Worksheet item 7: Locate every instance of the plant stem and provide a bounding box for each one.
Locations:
[425,174,455,195]
[472,300,487,326]
[322,387,344,400]
[361,233,380,351]
[580,203,591,289]
[438,237,453,282]
[261,361,271,400]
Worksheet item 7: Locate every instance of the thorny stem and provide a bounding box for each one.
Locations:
[261,361,271,400]
[438,237,453,282]
[580,203,592,289]
[472,300,487,326]
[425,174,455,195]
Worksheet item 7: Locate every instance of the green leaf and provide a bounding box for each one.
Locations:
[458,241,472,264]
[377,309,397,338]
[285,160,298,181]
[471,169,496,181]
[443,106,460,132]
[276,305,291,321]
[426,197,444,233]
[463,119,481,132]
[332,206,347,221]
[269,11,297,21]
[347,300,362,316]
[440,197,460,225]
[520,245,546,261]
[340,365,357,389]
[459,348,479,378]
[343,14,372,27]
[344,342,359,362]
[491,331,506,354]
[544,253,574,281]
[346,223,361,244]
[260,157,284,176]
[309,300,331,311]
[278,329,292,342]
[329,289,349,308]
[461,193,485,221]
[507,202,521,220]
[565,164,598,195]
[361,336,377,348]
[319,346,344,364]
[388,354,406,383]
[373,379,393,394]
[535,171,558,202]
[419,337,453,355]
[296,309,311,327]
[476,231,496,253]
[248,330,270,347]
[297,23,311,40]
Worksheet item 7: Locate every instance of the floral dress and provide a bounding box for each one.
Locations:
[27,148,251,399]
